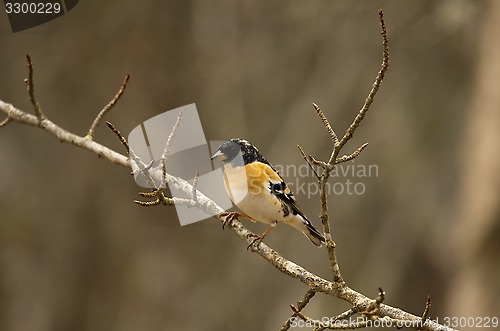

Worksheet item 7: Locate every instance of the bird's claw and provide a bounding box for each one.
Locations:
[246,233,264,250]
[220,212,239,229]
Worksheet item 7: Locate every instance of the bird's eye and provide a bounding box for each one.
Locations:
[270,182,285,194]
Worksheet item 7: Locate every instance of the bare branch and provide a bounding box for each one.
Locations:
[362,287,385,317]
[135,189,175,206]
[87,75,130,140]
[0,117,12,127]
[337,9,389,152]
[0,99,128,167]
[140,111,184,189]
[419,295,432,331]
[159,112,183,187]
[280,289,316,331]
[308,154,327,169]
[314,8,390,288]
[297,145,321,179]
[161,159,168,188]
[376,287,385,304]
[335,143,368,164]
[106,120,160,189]
[191,170,200,205]
[106,121,130,152]
[288,305,317,328]
[313,102,339,145]
[161,111,183,161]
[24,55,45,121]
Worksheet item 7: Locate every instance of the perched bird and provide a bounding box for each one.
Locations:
[210,138,325,247]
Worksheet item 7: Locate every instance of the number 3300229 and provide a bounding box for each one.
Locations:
[5,2,62,14]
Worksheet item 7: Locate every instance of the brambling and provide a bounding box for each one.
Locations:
[211,138,325,247]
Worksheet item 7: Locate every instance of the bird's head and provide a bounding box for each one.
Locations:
[211,138,265,166]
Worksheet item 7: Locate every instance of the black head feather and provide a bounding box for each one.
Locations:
[211,138,272,167]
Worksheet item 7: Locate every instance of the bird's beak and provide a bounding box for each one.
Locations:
[210,149,224,160]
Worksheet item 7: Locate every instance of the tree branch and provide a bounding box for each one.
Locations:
[312,7,390,286]
[0,99,129,168]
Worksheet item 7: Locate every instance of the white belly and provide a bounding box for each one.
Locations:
[233,192,281,224]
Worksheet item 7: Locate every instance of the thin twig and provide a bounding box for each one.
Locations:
[336,9,389,153]
[87,75,130,140]
[376,287,385,304]
[137,159,155,174]
[289,305,315,326]
[316,8,390,285]
[0,117,12,127]
[191,170,200,205]
[131,156,159,189]
[106,121,130,152]
[135,189,176,206]
[24,55,45,121]
[363,287,385,317]
[105,121,157,189]
[280,289,317,331]
[0,99,129,167]
[159,112,183,187]
[162,157,168,188]
[297,145,320,179]
[335,143,368,164]
[308,154,327,169]
[313,102,339,145]
[161,112,183,161]
[419,295,432,331]
[138,191,158,198]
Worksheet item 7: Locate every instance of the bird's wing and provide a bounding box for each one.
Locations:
[262,163,307,218]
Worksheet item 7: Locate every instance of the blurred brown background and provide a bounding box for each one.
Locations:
[1,1,499,330]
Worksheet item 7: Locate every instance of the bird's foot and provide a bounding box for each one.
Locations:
[246,233,264,250]
[219,212,252,229]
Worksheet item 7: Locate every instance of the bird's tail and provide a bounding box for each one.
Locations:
[303,221,326,247]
